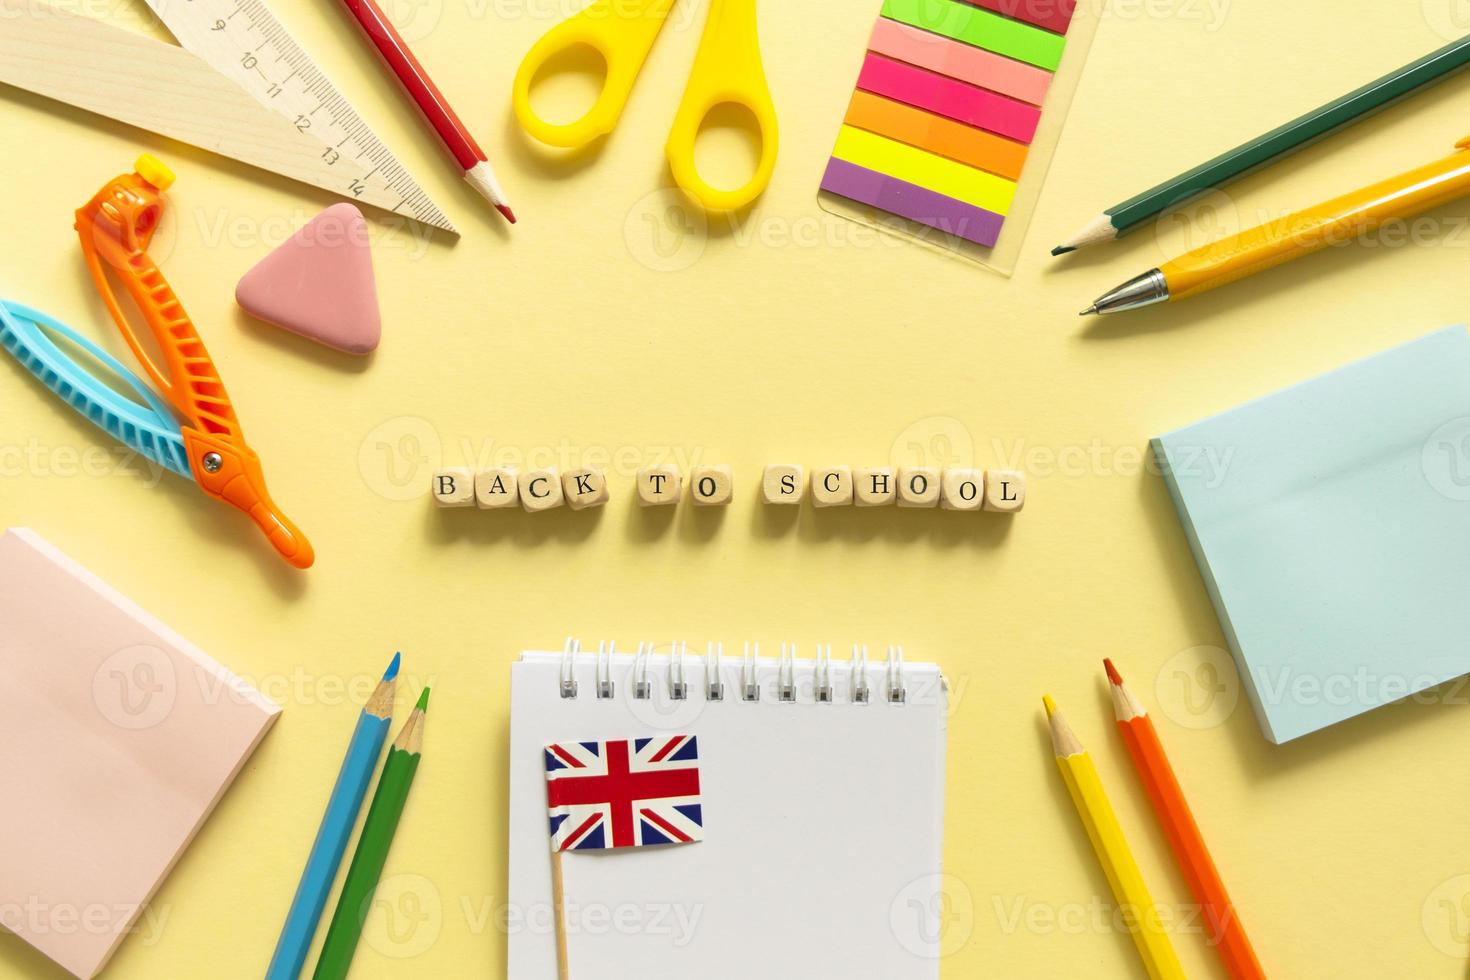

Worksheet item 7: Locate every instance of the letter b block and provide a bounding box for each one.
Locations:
[431,468,475,507]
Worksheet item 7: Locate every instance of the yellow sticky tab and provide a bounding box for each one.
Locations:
[832,126,1016,215]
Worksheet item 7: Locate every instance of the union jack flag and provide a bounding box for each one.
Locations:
[544,735,704,852]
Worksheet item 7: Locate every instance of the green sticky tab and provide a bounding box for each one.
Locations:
[880,0,1067,71]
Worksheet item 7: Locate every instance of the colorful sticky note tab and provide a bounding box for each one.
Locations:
[832,126,1017,215]
[821,0,1079,253]
[881,0,1067,71]
[858,53,1041,143]
[867,18,1054,106]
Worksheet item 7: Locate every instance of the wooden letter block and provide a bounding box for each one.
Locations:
[761,464,805,504]
[431,468,475,507]
[983,469,1026,513]
[519,468,565,512]
[854,467,896,507]
[562,467,610,510]
[637,465,681,506]
[474,467,519,509]
[811,466,853,507]
[690,465,733,506]
[897,467,941,508]
[940,469,984,511]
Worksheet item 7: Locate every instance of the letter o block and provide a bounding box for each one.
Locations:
[690,465,733,506]
[897,467,941,508]
[940,469,984,511]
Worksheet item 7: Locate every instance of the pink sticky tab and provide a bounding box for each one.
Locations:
[868,19,1054,106]
[857,53,1042,143]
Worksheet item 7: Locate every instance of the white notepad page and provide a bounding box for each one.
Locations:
[507,648,948,980]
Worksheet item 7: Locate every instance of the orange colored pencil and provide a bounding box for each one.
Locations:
[1104,659,1267,980]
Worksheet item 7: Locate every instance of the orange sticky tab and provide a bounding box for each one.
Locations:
[844,91,1030,181]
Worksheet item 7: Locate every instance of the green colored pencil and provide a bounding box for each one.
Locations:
[1053,32,1470,254]
[311,688,429,980]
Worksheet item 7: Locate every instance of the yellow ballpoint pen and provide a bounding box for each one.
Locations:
[1082,135,1470,315]
[1045,695,1187,980]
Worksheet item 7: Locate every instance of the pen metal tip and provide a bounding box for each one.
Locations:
[1079,305,1098,317]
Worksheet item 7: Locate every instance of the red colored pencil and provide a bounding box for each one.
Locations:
[335,0,515,224]
[1104,659,1266,980]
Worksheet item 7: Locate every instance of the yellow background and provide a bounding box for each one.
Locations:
[3,0,1470,976]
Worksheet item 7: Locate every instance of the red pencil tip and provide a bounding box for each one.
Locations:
[496,204,517,224]
[1103,658,1123,686]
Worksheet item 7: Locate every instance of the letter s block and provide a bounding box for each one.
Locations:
[761,464,805,505]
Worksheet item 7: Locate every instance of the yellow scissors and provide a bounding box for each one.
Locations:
[512,0,777,212]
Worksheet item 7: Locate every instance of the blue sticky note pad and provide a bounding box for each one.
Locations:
[1152,327,1470,743]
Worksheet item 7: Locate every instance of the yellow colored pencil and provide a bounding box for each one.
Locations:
[1044,695,1186,980]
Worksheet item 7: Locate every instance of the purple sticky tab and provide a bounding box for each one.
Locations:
[821,158,1005,248]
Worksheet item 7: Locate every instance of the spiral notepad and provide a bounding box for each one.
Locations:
[507,641,949,979]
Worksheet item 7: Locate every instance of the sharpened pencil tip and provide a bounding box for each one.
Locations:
[415,687,431,711]
[1079,306,1098,317]
[1103,658,1122,686]
[1051,245,1075,256]
[383,652,401,681]
[1042,693,1057,717]
[496,203,517,224]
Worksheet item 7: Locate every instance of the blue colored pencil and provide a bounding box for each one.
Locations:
[266,653,400,980]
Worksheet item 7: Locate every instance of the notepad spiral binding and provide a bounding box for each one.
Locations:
[556,637,911,704]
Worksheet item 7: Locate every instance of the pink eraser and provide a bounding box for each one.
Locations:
[235,203,381,355]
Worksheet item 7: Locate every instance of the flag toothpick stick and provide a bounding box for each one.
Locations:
[542,735,706,980]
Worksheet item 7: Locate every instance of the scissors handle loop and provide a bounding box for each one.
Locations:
[666,0,777,212]
[512,0,676,148]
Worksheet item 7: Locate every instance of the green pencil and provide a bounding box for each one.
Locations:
[311,688,429,980]
[1053,32,1470,255]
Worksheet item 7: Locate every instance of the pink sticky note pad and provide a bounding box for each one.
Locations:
[236,203,381,355]
[0,529,280,978]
